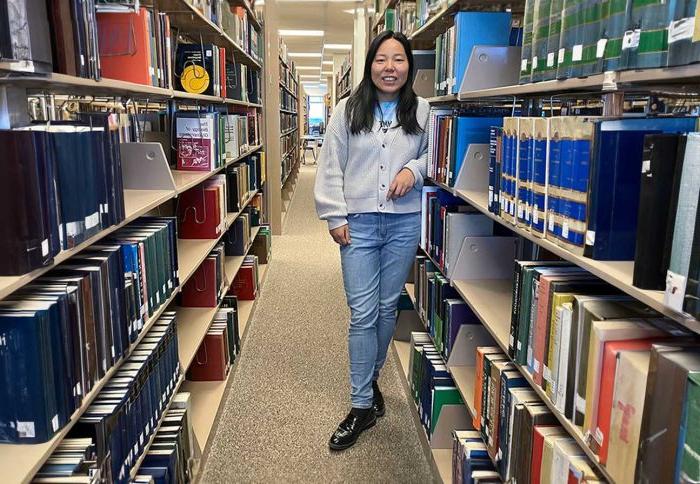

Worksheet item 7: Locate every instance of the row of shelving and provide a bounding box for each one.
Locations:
[280,81,298,99]
[1,186,260,482]
[155,0,263,68]
[136,232,268,482]
[280,107,298,115]
[429,178,698,334]
[0,71,264,106]
[392,336,454,484]
[0,144,263,301]
[281,127,299,137]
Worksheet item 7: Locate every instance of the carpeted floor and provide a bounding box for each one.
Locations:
[200,163,436,483]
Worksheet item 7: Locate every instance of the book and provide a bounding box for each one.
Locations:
[450,12,512,94]
[633,133,687,290]
[607,349,651,484]
[176,43,217,95]
[582,318,667,440]
[637,345,700,483]
[666,133,700,312]
[176,112,219,172]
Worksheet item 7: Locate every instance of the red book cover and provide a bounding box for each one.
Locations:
[178,186,221,239]
[181,258,218,307]
[532,274,554,386]
[596,339,658,463]
[531,425,559,484]
[230,264,257,300]
[187,332,227,381]
[97,8,152,85]
[219,47,227,98]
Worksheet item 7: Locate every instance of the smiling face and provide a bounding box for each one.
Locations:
[370,38,409,101]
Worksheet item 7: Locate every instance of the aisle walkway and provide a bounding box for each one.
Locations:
[201,164,436,483]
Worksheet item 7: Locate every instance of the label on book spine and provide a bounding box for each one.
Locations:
[668,18,695,43]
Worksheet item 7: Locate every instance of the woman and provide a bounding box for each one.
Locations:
[314,30,429,451]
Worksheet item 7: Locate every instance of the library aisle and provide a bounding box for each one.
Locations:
[201,164,436,482]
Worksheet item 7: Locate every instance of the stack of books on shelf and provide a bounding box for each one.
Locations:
[221,2,262,61]
[178,177,228,239]
[187,295,241,381]
[485,116,699,317]
[433,12,514,96]
[408,332,466,441]
[176,43,230,97]
[181,243,228,307]
[426,108,507,187]
[230,254,259,301]
[176,111,260,171]
[412,255,481,360]
[97,8,174,87]
[519,0,700,84]
[33,313,181,482]
[0,216,179,445]
[224,212,256,256]
[137,392,200,484]
[0,113,131,275]
[250,225,272,264]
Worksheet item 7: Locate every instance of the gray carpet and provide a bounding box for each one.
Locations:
[200,163,436,483]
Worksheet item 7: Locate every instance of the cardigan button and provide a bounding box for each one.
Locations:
[382,144,386,148]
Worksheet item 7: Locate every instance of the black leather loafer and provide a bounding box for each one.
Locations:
[373,381,385,417]
[328,408,377,451]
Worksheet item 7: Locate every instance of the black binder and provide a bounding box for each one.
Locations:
[633,134,686,289]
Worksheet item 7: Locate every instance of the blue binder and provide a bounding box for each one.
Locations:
[450,116,503,186]
[452,12,512,94]
[585,117,697,260]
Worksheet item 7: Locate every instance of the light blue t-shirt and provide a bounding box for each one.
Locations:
[375,100,398,132]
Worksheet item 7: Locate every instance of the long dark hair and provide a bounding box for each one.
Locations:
[345,30,421,136]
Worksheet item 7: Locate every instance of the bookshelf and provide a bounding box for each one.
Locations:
[336,56,353,101]
[378,0,700,482]
[277,39,303,227]
[392,339,454,484]
[0,0,272,481]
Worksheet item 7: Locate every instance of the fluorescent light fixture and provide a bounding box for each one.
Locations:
[322,61,334,66]
[324,43,352,50]
[321,71,333,75]
[296,66,321,70]
[288,52,323,58]
[278,29,324,36]
[299,74,319,78]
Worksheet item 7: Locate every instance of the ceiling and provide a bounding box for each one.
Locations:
[273,0,361,94]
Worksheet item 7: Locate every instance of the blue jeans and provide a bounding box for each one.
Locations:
[340,212,421,408]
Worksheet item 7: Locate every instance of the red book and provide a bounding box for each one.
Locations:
[181,257,218,307]
[219,47,227,98]
[97,8,153,86]
[230,264,257,300]
[178,186,221,239]
[187,331,227,381]
[596,338,659,463]
[531,425,562,484]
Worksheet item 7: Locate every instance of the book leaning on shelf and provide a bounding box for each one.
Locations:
[177,176,227,239]
[0,114,128,276]
[0,217,178,445]
[187,298,241,381]
[175,43,228,97]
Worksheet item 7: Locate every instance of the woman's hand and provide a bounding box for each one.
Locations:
[330,224,351,246]
[386,168,415,200]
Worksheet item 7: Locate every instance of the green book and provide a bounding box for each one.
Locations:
[680,372,700,482]
[385,8,396,31]
[531,0,553,82]
[520,0,537,83]
[430,386,464,435]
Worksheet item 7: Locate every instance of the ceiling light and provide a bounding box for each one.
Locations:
[300,74,319,77]
[322,61,334,66]
[288,53,323,58]
[278,29,324,36]
[296,66,321,70]
[324,43,352,50]
[321,71,333,75]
